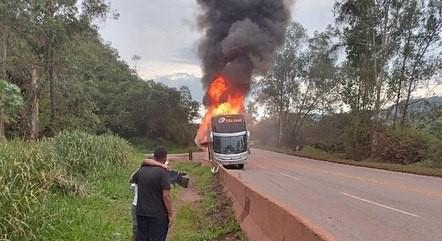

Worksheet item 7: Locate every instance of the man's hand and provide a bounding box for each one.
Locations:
[161,162,170,170]
[168,214,173,227]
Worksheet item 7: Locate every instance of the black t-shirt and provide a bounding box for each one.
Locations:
[133,166,171,218]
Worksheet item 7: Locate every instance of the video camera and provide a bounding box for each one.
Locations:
[169,170,189,188]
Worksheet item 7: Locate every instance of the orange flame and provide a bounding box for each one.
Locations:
[195,76,245,147]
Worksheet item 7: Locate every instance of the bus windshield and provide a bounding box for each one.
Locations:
[213,135,247,154]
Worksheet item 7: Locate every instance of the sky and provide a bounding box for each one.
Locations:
[98,0,441,104]
[99,0,336,103]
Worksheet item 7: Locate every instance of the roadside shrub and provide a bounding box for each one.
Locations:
[51,131,133,178]
[304,114,350,153]
[0,141,54,240]
[0,131,133,241]
[428,140,442,167]
[377,128,434,165]
[343,120,372,161]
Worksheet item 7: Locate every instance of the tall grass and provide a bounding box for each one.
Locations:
[0,141,54,240]
[0,131,133,241]
[51,131,133,178]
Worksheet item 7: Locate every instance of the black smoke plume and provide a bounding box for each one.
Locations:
[197,0,293,106]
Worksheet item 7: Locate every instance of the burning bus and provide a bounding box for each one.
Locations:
[207,114,249,169]
[194,0,292,170]
[194,76,250,171]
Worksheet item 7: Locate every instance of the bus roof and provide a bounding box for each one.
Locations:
[211,114,246,133]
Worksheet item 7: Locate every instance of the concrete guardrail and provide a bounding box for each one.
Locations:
[218,167,337,241]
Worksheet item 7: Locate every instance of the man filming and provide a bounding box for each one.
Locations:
[130,146,172,241]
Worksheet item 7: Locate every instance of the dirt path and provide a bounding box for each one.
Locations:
[167,177,201,241]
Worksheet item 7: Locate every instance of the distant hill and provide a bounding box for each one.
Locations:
[382,96,442,124]
[154,73,204,103]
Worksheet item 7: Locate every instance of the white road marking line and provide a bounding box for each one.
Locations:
[341,192,420,218]
[280,172,300,181]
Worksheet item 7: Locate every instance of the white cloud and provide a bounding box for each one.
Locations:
[295,0,335,9]
[292,0,335,34]
[139,61,201,80]
[100,0,201,78]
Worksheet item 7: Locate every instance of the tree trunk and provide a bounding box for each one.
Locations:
[352,113,360,160]
[393,33,411,129]
[401,76,414,126]
[0,108,5,141]
[401,42,434,126]
[392,80,402,129]
[0,23,7,141]
[400,20,440,125]
[372,65,384,154]
[293,116,306,150]
[30,64,39,139]
[393,57,407,129]
[371,2,391,159]
[277,107,284,147]
[46,5,58,135]
[49,59,56,133]
[371,29,379,159]
[1,22,6,79]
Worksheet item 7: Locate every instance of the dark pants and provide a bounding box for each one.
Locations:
[132,205,137,239]
[136,215,169,241]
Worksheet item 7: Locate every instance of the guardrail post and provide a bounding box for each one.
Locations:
[189,149,193,161]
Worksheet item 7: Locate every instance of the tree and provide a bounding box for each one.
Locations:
[257,23,339,148]
[285,29,339,148]
[39,0,109,133]
[397,0,442,126]
[2,0,201,145]
[335,0,406,157]
[179,86,200,122]
[5,0,110,138]
[428,106,442,139]
[335,0,441,157]
[0,80,24,140]
[246,100,259,125]
[132,54,141,71]
[389,0,422,128]
[257,22,307,146]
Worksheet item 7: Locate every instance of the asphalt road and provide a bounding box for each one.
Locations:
[226,149,442,241]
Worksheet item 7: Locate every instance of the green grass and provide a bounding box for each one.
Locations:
[0,132,135,241]
[263,146,442,178]
[169,162,247,241]
[36,156,140,240]
[42,158,246,241]
[1,132,245,240]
